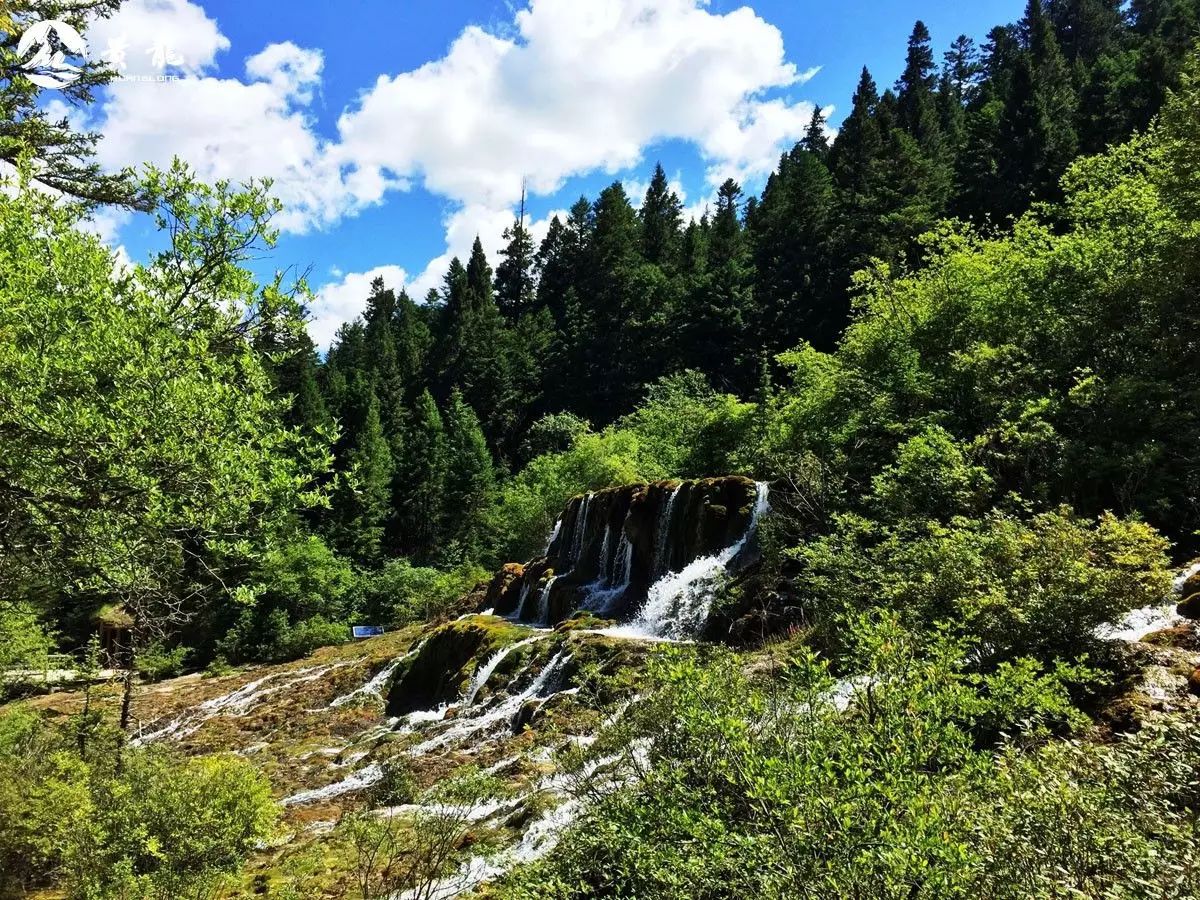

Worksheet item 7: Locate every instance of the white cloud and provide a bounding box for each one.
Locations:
[91,41,381,233]
[309,264,408,350]
[89,0,229,77]
[86,0,822,343]
[335,0,818,211]
[245,41,323,104]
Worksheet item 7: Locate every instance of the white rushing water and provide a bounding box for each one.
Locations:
[543,516,562,555]
[650,485,683,580]
[1095,559,1200,642]
[463,635,547,706]
[329,644,423,709]
[608,482,770,641]
[535,575,558,625]
[132,664,347,747]
[281,762,384,806]
[407,651,572,757]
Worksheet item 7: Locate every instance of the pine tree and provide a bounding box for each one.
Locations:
[996,0,1080,213]
[751,144,838,351]
[442,390,496,559]
[330,379,393,562]
[363,277,405,434]
[897,21,941,150]
[496,211,536,319]
[832,67,884,198]
[286,342,332,437]
[683,179,753,389]
[393,389,448,559]
[1047,0,1124,66]
[639,163,684,267]
[801,107,831,156]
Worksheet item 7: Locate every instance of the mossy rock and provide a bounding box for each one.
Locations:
[1176,593,1200,620]
[385,617,526,716]
[1180,568,1200,598]
[486,563,526,616]
[1141,624,1200,651]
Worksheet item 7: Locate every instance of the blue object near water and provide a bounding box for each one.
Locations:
[352,625,385,639]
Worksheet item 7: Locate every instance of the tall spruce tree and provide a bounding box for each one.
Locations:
[329,378,392,562]
[639,163,684,267]
[392,389,448,559]
[442,390,496,559]
[496,215,536,319]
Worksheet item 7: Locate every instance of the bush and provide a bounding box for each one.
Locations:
[0,602,54,695]
[74,750,277,899]
[136,642,189,682]
[355,559,485,628]
[274,616,348,660]
[791,506,1170,665]
[502,617,1198,899]
[0,708,277,900]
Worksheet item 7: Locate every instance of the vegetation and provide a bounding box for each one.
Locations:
[4,0,1200,896]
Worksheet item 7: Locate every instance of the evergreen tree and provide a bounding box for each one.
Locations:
[329,379,392,562]
[832,67,885,199]
[683,179,753,389]
[279,333,332,438]
[0,0,140,206]
[752,144,838,351]
[496,215,536,319]
[897,21,941,150]
[996,0,1080,213]
[363,277,405,433]
[801,107,831,156]
[392,389,448,559]
[639,163,684,267]
[442,390,496,559]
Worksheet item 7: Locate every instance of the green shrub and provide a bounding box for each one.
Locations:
[136,642,189,682]
[503,617,1198,899]
[791,506,1170,665]
[355,559,485,627]
[71,750,278,900]
[275,616,348,660]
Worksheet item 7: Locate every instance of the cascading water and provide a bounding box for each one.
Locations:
[612,482,770,641]
[581,511,636,615]
[570,493,592,562]
[513,579,534,620]
[543,517,562,555]
[536,575,558,624]
[650,485,683,580]
[1095,559,1200,642]
[463,635,546,706]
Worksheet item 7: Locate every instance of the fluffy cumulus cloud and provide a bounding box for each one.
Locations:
[336,0,819,209]
[85,0,821,342]
[309,264,409,349]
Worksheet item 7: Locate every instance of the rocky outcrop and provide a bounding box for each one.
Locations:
[386,618,525,716]
[485,477,761,628]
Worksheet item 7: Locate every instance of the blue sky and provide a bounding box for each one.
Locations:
[75,0,1024,345]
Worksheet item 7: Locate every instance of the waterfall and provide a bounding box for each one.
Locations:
[463,636,546,707]
[407,651,572,756]
[513,579,534,620]
[570,493,592,562]
[543,517,562,555]
[1095,559,1200,642]
[328,645,421,708]
[598,521,614,581]
[536,575,558,624]
[651,485,683,579]
[614,482,770,641]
